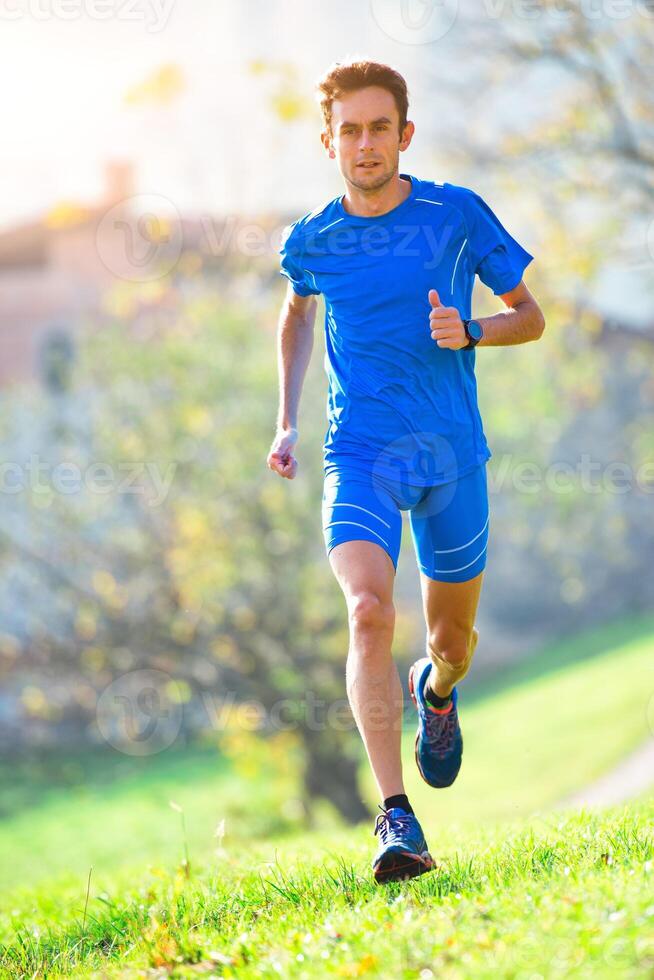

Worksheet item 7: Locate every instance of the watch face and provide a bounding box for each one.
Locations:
[468,320,483,341]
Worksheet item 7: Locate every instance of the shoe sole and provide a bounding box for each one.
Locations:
[408,662,460,789]
[373,849,435,885]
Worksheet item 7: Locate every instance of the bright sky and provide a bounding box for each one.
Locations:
[3,0,649,325]
[0,0,466,228]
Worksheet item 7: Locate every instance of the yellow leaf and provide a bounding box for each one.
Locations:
[124,63,186,107]
[44,202,92,229]
[92,569,117,598]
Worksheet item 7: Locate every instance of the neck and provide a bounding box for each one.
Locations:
[341,172,411,218]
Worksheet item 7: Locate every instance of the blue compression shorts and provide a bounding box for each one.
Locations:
[322,462,489,582]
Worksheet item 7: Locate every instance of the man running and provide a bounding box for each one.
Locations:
[267,59,545,884]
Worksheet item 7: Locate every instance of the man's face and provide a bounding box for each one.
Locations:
[322,85,413,193]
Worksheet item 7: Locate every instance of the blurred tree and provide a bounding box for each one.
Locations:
[39,326,75,395]
[0,279,378,824]
[433,5,654,633]
[473,8,652,203]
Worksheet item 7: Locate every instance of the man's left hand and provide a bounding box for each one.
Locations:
[428,288,467,350]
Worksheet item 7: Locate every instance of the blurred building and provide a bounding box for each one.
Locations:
[0,160,289,388]
[0,161,137,387]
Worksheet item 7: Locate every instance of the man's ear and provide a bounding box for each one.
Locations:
[399,119,415,151]
[320,130,335,159]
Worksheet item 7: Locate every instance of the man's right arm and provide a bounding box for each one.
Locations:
[276,283,318,431]
[267,283,319,479]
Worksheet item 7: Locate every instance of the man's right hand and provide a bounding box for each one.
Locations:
[267,426,299,479]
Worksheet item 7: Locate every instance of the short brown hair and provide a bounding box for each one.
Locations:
[315,59,409,137]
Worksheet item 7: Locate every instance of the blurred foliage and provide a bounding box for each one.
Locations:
[427,8,654,627]
[0,276,419,823]
[44,203,93,230]
[1,12,653,822]
[451,7,653,201]
[124,63,187,107]
[473,302,654,627]
[249,59,314,124]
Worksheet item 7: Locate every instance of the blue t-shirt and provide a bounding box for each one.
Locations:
[278,173,533,486]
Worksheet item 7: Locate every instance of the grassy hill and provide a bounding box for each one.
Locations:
[0,615,652,976]
[1,798,651,977]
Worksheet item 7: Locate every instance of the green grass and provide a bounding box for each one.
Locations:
[1,798,651,977]
[1,615,653,976]
[464,611,654,703]
[0,740,309,897]
[395,613,654,828]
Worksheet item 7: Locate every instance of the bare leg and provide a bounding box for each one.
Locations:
[418,571,484,696]
[328,540,404,801]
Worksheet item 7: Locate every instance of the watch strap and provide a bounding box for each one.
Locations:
[462,319,481,350]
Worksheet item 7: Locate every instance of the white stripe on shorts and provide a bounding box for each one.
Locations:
[324,520,389,549]
[434,513,489,554]
[432,541,488,575]
[327,501,391,529]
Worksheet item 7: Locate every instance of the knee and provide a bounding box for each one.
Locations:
[348,592,395,634]
[427,626,472,668]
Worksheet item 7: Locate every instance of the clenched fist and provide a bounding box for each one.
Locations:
[428,289,467,351]
[267,426,299,479]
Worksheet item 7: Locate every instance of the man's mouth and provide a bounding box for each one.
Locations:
[357,161,380,169]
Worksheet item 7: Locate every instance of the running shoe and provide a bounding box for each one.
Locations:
[408,657,463,788]
[371,805,435,884]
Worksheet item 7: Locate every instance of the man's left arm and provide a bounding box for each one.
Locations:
[429,280,545,350]
[475,279,545,347]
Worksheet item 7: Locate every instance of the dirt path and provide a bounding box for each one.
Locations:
[557,738,654,810]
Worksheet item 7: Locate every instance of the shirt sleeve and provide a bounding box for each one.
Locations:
[278,221,321,296]
[465,189,534,296]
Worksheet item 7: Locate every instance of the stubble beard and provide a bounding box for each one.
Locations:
[347,163,398,195]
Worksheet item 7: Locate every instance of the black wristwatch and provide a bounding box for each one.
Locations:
[462,319,484,350]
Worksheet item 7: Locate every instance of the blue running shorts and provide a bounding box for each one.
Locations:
[322,462,489,582]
